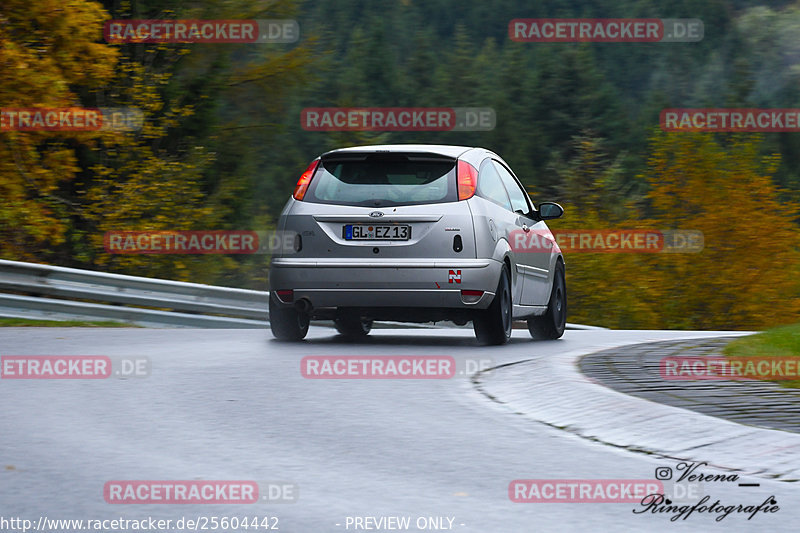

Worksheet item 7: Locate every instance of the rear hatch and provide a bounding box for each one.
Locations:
[285,151,476,261]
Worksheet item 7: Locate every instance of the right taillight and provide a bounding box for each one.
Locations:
[293,159,319,201]
[461,289,484,303]
[457,160,477,200]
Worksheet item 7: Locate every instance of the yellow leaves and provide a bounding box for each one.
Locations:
[554,130,800,329]
[0,0,120,259]
[640,132,800,329]
[0,0,307,286]
[0,0,118,92]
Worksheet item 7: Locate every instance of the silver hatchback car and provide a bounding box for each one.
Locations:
[269,144,566,344]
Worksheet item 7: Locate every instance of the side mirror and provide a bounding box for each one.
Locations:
[537,202,564,220]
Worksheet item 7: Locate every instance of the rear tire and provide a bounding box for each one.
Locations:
[474,264,512,345]
[269,294,309,341]
[334,315,373,338]
[528,263,566,340]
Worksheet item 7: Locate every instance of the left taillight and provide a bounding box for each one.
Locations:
[276,290,294,303]
[457,160,477,200]
[293,159,320,201]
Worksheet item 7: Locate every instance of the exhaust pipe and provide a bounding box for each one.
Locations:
[294,298,313,314]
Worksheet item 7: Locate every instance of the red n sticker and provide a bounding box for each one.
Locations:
[448,270,462,283]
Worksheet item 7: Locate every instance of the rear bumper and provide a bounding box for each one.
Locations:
[269,258,500,310]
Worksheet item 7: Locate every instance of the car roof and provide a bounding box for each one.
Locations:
[321,144,477,159]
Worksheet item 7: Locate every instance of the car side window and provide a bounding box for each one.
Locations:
[477,159,512,211]
[493,160,531,215]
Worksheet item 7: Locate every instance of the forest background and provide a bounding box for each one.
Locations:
[2,0,799,329]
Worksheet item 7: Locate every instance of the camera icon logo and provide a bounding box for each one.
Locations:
[655,467,673,480]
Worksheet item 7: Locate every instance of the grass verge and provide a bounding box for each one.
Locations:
[724,323,800,388]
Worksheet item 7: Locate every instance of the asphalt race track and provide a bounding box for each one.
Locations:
[1,327,797,532]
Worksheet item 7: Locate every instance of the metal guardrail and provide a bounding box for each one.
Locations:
[0,259,606,330]
[0,260,268,328]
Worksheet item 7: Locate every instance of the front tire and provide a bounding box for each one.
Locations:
[528,262,566,340]
[334,315,373,338]
[269,294,309,341]
[474,264,513,345]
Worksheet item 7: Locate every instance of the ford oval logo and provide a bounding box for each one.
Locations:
[369,211,384,218]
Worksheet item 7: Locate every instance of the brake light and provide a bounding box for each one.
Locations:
[276,290,294,303]
[461,290,484,297]
[461,289,484,303]
[293,160,319,200]
[457,160,477,200]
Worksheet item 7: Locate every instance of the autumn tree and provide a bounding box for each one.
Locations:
[543,132,663,329]
[638,132,800,329]
[0,0,117,261]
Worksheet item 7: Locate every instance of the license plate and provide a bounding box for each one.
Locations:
[344,224,411,240]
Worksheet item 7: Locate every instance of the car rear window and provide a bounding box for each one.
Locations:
[304,153,457,207]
